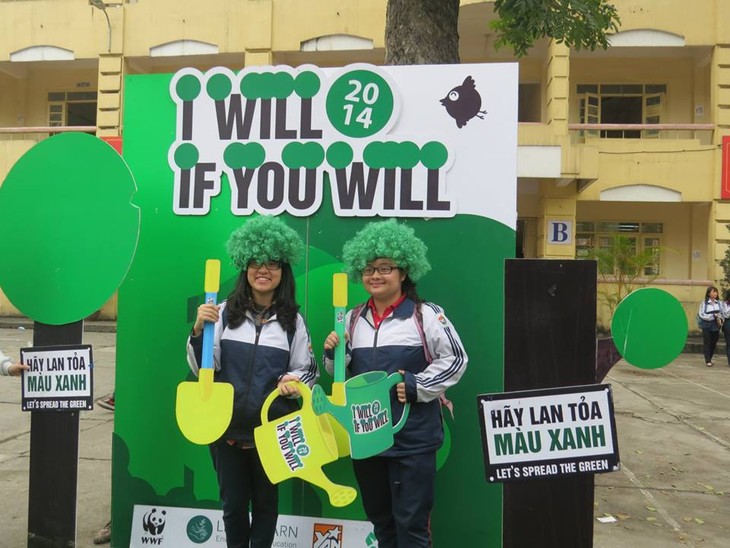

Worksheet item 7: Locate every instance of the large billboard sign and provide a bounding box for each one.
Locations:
[114,62,517,547]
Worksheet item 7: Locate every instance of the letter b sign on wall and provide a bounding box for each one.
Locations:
[548,220,572,245]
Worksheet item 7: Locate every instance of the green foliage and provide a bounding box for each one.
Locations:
[492,0,621,57]
[591,234,661,322]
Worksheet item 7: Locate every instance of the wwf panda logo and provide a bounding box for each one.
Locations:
[142,508,167,536]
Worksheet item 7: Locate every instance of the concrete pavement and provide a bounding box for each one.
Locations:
[1,325,115,548]
[1,324,728,547]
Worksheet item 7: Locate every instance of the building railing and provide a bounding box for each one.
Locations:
[0,126,97,140]
[569,123,715,143]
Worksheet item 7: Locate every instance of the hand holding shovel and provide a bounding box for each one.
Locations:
[176,260,234,445]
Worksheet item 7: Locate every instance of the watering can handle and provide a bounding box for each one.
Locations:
[387,372,411,434]
[260,381,310,424]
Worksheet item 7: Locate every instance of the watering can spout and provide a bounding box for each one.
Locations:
[311,385,349,425]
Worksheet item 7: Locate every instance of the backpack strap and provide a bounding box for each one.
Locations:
[413,303,432,364]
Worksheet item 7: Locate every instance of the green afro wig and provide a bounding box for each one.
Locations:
[342,219,431,281]
[227,216,304,270]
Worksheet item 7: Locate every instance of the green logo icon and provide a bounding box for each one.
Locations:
[186,515,213,544]
[326,69,394,138]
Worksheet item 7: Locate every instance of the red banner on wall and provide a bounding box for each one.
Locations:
[722,136,730,199]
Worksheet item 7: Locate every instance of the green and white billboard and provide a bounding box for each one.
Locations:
[115,62,517,547]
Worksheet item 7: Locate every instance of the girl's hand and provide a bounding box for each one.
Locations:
[192,303,220,337]
[396,369,407,403]
[278,375,301,397]
[324,331,340,351]
[8,362,29,377]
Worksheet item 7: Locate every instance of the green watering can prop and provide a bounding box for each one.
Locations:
[312,370,410,460]
[254,381,357,507]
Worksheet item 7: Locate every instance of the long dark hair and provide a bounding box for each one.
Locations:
[401,275,424,324]
[225,262,299,333]
[705,286,719,302]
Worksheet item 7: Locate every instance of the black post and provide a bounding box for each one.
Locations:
[503,259,597,548]
[28,321,83,548]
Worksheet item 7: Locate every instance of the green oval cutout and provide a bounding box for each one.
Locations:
[611,288,688,369]
[0,133,139,324]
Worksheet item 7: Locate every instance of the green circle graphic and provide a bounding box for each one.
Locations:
[326,69,394,138]
[611,288,688,369]
[421,142,449,170]
[326,142,354,169]
[174,143,199,170]
[186,515,213,544]
[282,142,325,169]
[294,71,321,98]
[0,133,139,325]
[223,142,265,170]
[175,74,202,102]
[206,73,233,101]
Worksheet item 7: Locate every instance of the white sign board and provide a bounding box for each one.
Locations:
[130,504,375,547]
[20,345,94,411]
[478,384,620,482]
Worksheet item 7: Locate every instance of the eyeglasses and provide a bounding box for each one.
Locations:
[248,260,282,271]
[362,265,399,276]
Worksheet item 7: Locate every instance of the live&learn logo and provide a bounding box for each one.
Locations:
[186,515,214,543]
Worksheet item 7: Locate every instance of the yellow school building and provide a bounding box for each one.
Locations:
[1,0,728,330]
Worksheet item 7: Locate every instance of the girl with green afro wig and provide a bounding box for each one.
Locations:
[342,219,431,281]
[226,215,304,270]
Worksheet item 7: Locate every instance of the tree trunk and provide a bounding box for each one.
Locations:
[385,0,460,65]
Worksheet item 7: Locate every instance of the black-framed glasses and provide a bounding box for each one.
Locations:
[248,260,282,271]
[362,265,399,276]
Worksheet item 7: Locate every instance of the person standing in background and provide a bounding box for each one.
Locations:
[698,285,726,367]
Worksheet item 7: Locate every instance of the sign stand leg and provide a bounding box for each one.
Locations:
[503,260,597,548]
[27,321,83,548]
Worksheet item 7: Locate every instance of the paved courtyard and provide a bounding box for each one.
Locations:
[1,325,728,547]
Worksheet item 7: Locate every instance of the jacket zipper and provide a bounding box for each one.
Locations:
[241,322,263,421]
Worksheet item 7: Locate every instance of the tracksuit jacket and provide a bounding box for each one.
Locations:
[187,302,318,444]
[1,348,14,376]
[324,297,468,456]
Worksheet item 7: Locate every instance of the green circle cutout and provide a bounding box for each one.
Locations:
[326,142,354,169]
[206,73,232,101]
[611,288,688,369]
[0,133,139,325]
[294,71,321,98]
[174,143,199,170]
[326,69,394,138]
[421,142,449,170]
[223,142,265,170]
[175,74,202,102]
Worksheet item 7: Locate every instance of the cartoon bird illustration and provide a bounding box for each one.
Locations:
[440,76,487,128]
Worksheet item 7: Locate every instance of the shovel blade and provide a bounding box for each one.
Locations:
[176,376,234,445]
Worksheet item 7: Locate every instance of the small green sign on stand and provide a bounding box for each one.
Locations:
[611,288,688,369]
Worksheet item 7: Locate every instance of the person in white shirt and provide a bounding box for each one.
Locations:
[0,347,28,376]
[697,285,727,367]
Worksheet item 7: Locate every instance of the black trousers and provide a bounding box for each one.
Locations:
[352,452,436,548]
[702,328,720,363]
[209,441,278,548]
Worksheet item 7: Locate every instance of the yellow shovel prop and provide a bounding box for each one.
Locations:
[175,259,234,445]
[330,273,351,457]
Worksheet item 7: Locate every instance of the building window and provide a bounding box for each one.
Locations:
[48,91,97,128]
[576,221,663,276]
[577,84,666,139]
